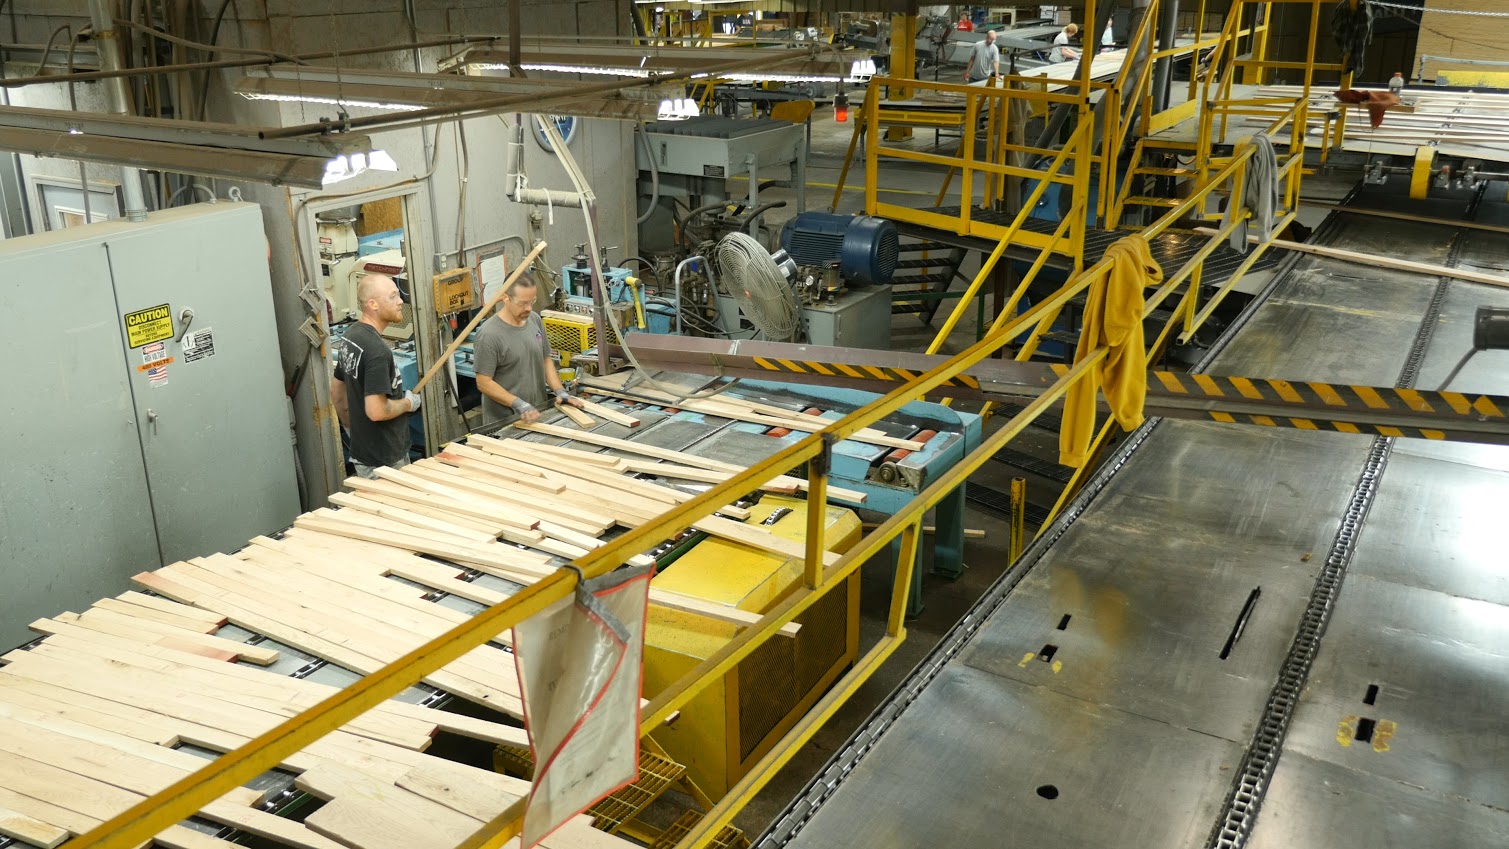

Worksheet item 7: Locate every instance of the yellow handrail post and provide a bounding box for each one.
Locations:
[960,91,981,230]
[864,80,881,215]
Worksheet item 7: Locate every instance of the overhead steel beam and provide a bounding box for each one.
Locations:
[609,335,1509,445]
[236,77,663,121]
[0,103,370,157]
[0,124,330,187]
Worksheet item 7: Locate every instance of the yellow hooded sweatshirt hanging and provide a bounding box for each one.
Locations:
[1059,235,1164,467]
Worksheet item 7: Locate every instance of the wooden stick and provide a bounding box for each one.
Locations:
[555,403,596,429]
[1198,228,1509,289]
[865,523,987,539]
[414,241,547,393]
[691,514,841,567]
[514,421,744,471]
[1298,200,1509,237]
[573,397,641,428]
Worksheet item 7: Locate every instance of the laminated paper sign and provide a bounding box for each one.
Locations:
[514,564,651,848]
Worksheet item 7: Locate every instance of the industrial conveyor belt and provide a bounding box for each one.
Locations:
[757,183,1509,848]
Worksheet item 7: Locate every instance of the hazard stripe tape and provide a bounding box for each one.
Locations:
[1206,413,1456,441]
[742,356,981,388]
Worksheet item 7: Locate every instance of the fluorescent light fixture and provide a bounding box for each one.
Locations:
[657,97,700,120]
[514,63,656,78]
[323,149,399,185]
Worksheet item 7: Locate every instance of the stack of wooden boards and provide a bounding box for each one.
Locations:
[1237,85,1509,157]
[0,589,621,849]
[0,413,869,849]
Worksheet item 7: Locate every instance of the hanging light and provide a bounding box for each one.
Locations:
[833,91,850,123]
[323,149,399,185]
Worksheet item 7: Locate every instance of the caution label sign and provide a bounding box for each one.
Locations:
[124,304,174,348]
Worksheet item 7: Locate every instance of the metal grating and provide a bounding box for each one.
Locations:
[492,745,687,834]
[966,482,1050,528]
[651,810,750,849]
[991,448,1073,484]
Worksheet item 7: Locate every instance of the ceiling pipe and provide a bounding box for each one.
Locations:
[87,0,147,220]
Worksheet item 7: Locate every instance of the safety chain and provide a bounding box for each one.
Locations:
[1371,0,1509,16]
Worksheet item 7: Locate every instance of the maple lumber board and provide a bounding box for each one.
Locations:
[345,491,506,535]
[438,442,552,476]
[0,698,211,775]
[40,613,275,667]
[513,421,745,472]
[278,531,512,609]
[344,476,549,532]
[651,589,800,638]
[427,462,566,507]
[1203,228,1509,289]
[555,402,597,428]
[90,598,220,634]
[148,635,238,663]
[692,514,841,567]
[0,671,243,753]
[465,442,687,514]
[396,764,520,821]
[497,437,630,471]
[0,802,70,848]
[239,541,477,623]
[304,797,464,849]
[436,447,637,528]
[1298,200,1509,237]
[184,556,522,711]
[426,460,618,533]
[114,591,227,627]
[309,505,487,550]
[0,786,97,838]
[10,641,434,753]
[328,493,498,543]
[197,802,349,849]
[0,716,190,798]
[155,826,246,849]
[380,466,614,537]
[299,764,482,849]
[295,513,551,575]
[369,469,542,531]
[70,608,279,665]
[413,457,652,527]
[0,681,180,747]
[573,397,641,428]
[0,748,144,823]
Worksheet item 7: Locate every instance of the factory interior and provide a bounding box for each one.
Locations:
[1,1,1507,848]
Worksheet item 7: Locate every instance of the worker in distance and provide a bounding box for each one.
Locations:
[1052,23,1081,63]
[964,28,1000,84]
[474,277,584,425]
[331,274,423,478]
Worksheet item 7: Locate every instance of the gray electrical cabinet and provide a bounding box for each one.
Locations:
[0,203,298,648]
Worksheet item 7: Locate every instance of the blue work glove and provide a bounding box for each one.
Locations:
[405,390,423,412]
[554,389,572,405]
[511,398,536,417]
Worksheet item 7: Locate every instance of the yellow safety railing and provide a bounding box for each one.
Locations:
[65,236,1127,849]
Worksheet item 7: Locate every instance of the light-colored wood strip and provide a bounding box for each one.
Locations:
[395,764,520,822]
[329,493,499,543]
[555,402,597,428]
[0,803,69,849]
[469,445,687,506]
[510,422,744,472]
[89,598,220,634]
[505,438,630,471]
[197,802,350,849]
[573,397,641,428]
[0,671,243,753]
[692,514,841,567]
[293,516,552,586]
[368,469,542,531]
[650,589,800,638]
[408,460,646,528]
[44,611,279,666]
[114,592,227,627]
[299,764,481,849]
[0,786,95,839]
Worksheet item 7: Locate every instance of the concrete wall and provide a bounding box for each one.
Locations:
[1416,0,1507,82]
[2,1,639,508]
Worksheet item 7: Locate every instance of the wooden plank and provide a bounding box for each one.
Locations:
[0,671,243,753]
[412,457,657,524]
[432,453,568,494]
[465,441,686,507]
[499,438,629,471]
[197,802,350,849]
[573,397,641,428]
[1205,228,1509,288]
[276,531,512,608]
[369,469,543,531]
[150,636,238,663]
[115,592,227,627]
[1299,200,1509,237]
[293,515,553,586]
[692,514,841,568]
[0,786,97,837]
[329,493,499,543]
[90,598,220,634]
[155,825,242,849]
[299,764,482,849]
[0,684,180,747]
[555,402,597,428]
[512,422,745,472]
[0,697,209,774]
[395,764,521,821]
[0,803,69,849]
[71,608,279,665]
[650,589,800,638]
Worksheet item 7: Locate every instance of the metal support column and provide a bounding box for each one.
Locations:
[86,0,147,221]
[884,14,918,142]
[1151,0,1181,113]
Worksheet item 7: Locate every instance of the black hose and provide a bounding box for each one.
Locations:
[196,0,238,121]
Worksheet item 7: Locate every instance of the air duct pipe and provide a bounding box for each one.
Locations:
[87,0,148,222]
[506,117,583,208]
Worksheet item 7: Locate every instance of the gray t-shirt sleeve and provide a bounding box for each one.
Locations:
[473,323,500,384]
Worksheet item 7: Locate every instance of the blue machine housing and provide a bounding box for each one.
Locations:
[779,212,900,285]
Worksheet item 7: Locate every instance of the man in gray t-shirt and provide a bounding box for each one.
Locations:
[964,29,1000,83]
[472,277,582,425]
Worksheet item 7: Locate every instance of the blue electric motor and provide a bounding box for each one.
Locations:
[779,213,899,285]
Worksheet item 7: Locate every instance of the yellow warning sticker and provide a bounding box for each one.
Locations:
[124,304,174,348]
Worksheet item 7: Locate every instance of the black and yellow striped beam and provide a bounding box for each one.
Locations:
[609,336,1509,445]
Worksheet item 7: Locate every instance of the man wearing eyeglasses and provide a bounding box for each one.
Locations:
[474,278,583,425]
